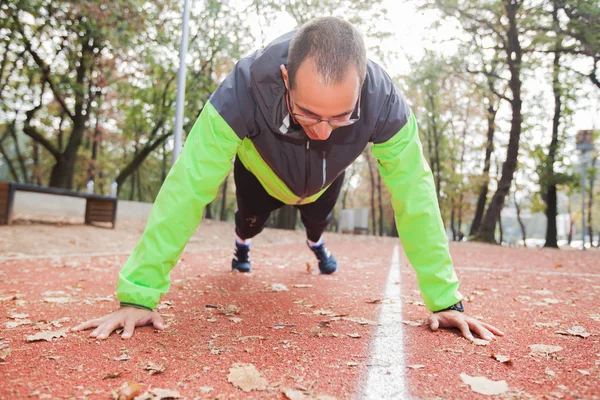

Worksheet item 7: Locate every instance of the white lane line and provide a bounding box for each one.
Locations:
[362,245,409,400]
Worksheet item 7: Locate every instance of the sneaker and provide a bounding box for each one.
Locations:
[307,241,338,274]
[232,242,251,272]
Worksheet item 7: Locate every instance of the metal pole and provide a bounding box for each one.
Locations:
[172,0,191,165]
[581,151,587,250]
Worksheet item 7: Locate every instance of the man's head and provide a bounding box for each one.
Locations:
[280,17,367,140]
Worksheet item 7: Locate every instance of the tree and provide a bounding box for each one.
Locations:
[7,0,147,189]
[435,0,527,243]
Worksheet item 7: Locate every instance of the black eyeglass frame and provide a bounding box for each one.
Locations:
[285,89,361,128]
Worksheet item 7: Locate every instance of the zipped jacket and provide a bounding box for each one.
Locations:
[117,32,462,313]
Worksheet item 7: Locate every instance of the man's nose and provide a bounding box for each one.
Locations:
[312,122,333,140]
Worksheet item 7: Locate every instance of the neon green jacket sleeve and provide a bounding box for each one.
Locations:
[116,102,241,310]
[371,112,462,312]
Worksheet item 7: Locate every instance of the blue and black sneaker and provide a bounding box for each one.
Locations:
[232,242,251,273]
[308,241,338,274]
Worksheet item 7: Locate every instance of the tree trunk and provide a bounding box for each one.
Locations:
[161,141,168,183]
[136,168,142,202]
[220,173,229,221]
[205,203,213,219]
[427,93,442,202]
[498,209,504,244]
[8,120,29,183]
[450,198,456,241]
[475,0,523,244]
[470,104,496,236]
[341,163,356,210]
[88,116,101,182]
[32,142,41,185]
[544,3,562,249]
[457,193,464,239]
[567,194,573,244]
[514,189,527,247]
[115,133,171,188]
[0,132,19,181]
[587,155,597,246]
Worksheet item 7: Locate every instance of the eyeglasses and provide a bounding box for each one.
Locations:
[285,89,361,128]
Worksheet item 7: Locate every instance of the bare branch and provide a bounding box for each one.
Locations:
[12,17,74,120]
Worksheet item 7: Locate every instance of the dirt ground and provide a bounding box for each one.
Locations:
[0,214,392,259]
[1,214,599,399]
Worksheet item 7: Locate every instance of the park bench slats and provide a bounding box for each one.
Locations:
[0,181,118,228]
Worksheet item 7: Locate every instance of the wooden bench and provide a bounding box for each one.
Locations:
[0,181,118,228]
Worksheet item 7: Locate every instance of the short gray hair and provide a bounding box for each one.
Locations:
[287,17,367,89]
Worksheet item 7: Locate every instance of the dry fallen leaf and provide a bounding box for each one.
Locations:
[112,382,141,400]
[103,372,121,380]
[347,362,359,367]
[206,317,217,323]
[227,363,269,392]
[283,388,337,400]
[236,336,265,343]
[8,312,29,319]
[472,339,490,346]
[577,370,590,376]
[533,322,559,328]
[407,364,425,370]
[563,326,590,338]
[271,283,289,292]
[5,319,33,328]
[347,333,361,338]
[114,352,130,361]
[292,284,313,288]
[343,317,378,326]
[43,296,73,304]
[402,320,423,327]
[366,298,383,304]
[529,344,563,356]
[313,309,335,316]
[589,314,600,322]
[144,362,166,375]
[533,289,553,296]
[0,347,11,362]
[136,388,181,399]
[229,317,243,323]
[460,373,509,395]
[491,353,512,364]
[545,368,556,377]
[26,328,68,342]
[221,304,241,316]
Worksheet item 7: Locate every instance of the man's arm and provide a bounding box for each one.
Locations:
[372,112,504,340]
[72,101,243,340]
[371,112,462,311]
[116,101,241,310]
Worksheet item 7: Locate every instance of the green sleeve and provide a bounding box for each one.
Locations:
[116,101,241,310]
[371,112,462,312]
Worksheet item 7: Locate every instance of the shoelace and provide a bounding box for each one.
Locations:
[311,245,330,263]
[234,244,250,262]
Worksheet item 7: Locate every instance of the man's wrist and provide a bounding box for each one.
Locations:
[435,300,464,313]
[120,302,154,312]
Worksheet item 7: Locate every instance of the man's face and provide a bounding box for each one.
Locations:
[281,59,361,141]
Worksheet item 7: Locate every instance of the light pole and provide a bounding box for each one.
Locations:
[576,130,595,250]
[172,0,191,166]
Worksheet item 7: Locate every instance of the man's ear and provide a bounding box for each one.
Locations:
[280,64,289,89]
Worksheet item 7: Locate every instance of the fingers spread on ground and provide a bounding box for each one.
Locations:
[122,320,135,339]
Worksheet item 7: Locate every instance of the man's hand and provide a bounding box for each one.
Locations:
[71,306,165,340]
[427,311,504,341]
